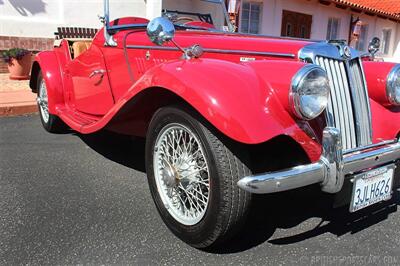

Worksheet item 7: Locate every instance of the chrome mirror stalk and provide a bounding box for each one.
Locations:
[147,17,204,60]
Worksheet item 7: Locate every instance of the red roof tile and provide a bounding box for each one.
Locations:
[331,0,400,20]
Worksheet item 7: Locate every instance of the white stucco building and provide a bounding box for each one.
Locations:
[0,0,399,64]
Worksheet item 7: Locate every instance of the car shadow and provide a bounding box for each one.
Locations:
[75,130,146,173]
[214,186,399,254]
[73,130,399,254]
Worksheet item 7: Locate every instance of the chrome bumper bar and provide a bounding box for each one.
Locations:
[237,127,400,194]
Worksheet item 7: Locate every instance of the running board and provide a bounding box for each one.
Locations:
[56,105,101,132]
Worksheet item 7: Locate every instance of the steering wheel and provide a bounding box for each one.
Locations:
[175,16,195,23]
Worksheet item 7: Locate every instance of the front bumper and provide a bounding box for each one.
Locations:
[237,127,400,194]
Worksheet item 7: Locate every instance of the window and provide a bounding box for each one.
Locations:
[381,29,392,54]
[240,2,262,34]
[326,18,340,40]
[355,24,368,51]
[281,10,312,38]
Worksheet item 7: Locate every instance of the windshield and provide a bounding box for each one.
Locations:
[105,0,234,34]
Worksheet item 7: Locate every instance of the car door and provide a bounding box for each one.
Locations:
[67,44,114,115]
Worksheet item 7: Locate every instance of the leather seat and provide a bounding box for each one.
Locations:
[72,41,91,58]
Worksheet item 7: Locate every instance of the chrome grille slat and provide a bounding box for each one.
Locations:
[319,58,341,128]
[327,58,347,149]
[316,57,335,127]
[337,62,357,146]
[332,60,351,149]
[315,56,371,150]
[348,59,372,146]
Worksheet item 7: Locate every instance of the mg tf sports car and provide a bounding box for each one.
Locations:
[30,0,400,249]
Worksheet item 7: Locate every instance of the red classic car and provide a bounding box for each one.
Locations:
[30,0,400,249]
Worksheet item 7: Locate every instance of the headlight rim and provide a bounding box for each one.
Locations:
[386,64,400,106]
[290,64,330,120]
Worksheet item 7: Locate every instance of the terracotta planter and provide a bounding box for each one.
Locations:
[7,53,32,80]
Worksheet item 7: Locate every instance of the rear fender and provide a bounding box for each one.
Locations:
[32,51,64,114]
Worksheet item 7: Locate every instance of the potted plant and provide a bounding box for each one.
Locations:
[2,48,32,80]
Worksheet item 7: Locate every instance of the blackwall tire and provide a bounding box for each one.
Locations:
[145,106,252,249]
[37,71,67,133]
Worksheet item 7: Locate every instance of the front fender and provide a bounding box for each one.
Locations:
[130,58,322,161]
[33,51,64,114]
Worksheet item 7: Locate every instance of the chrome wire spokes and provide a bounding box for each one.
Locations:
[154,124,210,225]
[37,79,49,123]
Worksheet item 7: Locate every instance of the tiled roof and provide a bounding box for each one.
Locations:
[331,0,400,20]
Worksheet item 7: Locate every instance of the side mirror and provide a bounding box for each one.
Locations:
[146,17,175,46]
[368,37,380,55]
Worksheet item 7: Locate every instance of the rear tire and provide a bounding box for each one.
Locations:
[37,71,67,133]
[145,106,252,249]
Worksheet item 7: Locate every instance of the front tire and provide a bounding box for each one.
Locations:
[145,107,252,249]
[37,71,66,133]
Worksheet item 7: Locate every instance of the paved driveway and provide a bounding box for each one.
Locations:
[1,114,399,265]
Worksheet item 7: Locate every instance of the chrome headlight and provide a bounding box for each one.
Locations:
[387,64,400,106]
[290,65,330,120]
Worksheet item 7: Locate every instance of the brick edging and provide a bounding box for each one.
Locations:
[0,35,54,74]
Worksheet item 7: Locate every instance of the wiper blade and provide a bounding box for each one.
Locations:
[173,24,215,31]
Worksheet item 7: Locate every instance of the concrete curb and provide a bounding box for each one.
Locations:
[0,104,38,117]
[0,89,38,117]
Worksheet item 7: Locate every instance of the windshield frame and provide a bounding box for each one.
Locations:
[102,0,233,46]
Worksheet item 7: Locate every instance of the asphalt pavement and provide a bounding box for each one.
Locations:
[1,114,399,265]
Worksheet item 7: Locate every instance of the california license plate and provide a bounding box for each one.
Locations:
[350,165,395,212]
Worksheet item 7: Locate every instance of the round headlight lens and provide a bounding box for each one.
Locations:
[387,64,400,106]
[290,65,330,120]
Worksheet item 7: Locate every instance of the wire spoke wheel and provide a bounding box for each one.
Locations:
[154,123,210,225]
[37,79,49,123]
[147,107,252,248]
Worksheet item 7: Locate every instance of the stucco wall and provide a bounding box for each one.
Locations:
[260,0,399,61]
[261,0,351,40]
[1,0,398,61]
[0,0,161,38]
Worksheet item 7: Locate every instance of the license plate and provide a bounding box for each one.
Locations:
[350,165,395,212]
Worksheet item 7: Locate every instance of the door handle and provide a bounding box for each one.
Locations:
[89,69,106,78]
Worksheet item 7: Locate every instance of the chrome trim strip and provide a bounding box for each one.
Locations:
[126,45,296,58]
[237,127,400,194]
[126,45,177,51]
[203,48,296,58]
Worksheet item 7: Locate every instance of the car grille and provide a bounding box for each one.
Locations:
[315,56,372,150]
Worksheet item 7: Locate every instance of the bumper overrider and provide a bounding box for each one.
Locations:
[237,127,400,194]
